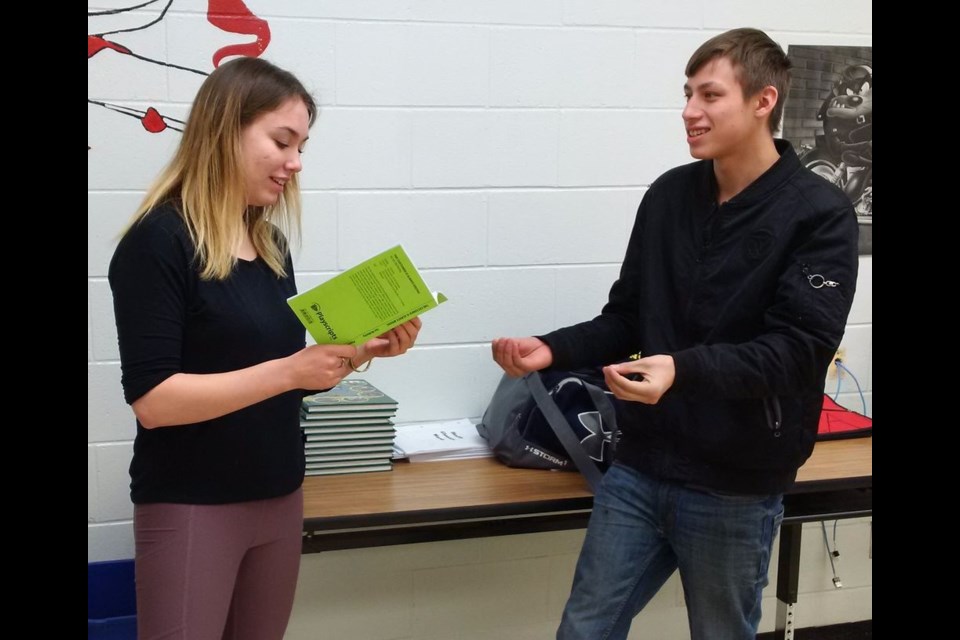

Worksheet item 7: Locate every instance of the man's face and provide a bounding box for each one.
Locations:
[682,57,758,161]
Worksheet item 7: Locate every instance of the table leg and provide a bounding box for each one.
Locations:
[774,522,802,640]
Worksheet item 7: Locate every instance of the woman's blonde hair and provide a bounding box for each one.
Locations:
[125,56,317,280]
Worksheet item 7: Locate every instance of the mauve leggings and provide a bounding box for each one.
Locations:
[133,487,303,640]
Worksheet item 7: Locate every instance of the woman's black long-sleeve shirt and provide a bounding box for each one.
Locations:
[109,204,306,504]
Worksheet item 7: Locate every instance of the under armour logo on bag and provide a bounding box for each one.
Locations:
[578,411,615,462]
[551,376,616,463]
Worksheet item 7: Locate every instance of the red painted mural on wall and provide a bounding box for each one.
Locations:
[88,0,271,138]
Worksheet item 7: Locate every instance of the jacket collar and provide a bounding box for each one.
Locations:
[701,138,801,208]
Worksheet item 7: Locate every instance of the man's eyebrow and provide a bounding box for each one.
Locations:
[684,80,723,93]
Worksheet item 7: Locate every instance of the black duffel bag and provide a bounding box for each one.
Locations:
[476,368,621,492]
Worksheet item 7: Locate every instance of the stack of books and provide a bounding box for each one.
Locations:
[301,379,399,476]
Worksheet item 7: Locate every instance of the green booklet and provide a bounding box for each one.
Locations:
[288,244,447,346]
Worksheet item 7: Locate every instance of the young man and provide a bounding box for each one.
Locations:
[491,28,859,640]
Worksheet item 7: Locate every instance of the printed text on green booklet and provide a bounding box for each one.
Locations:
[287,244,447,346]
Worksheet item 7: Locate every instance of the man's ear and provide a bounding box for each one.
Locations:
[754,85,779,120]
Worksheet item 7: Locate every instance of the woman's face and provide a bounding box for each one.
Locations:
[240,97,310,207]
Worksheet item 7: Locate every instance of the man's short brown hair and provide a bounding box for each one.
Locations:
[686,28,792,135]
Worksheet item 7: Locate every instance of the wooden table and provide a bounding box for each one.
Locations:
[772,437,872,639]
[302,437,872,640]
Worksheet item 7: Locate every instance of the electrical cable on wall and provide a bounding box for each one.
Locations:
[832,358,867,415]
[821,520,842,588]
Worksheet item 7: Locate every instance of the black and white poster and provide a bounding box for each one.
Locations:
[781,46,872,254]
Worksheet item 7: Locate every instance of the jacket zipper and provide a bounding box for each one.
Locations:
[763,396,782,437]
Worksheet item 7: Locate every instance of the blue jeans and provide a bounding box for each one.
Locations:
[557,462,784,640]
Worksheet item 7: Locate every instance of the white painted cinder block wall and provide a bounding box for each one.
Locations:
[88,1,872,636]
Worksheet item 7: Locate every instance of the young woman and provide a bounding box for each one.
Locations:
[109,56,421,639]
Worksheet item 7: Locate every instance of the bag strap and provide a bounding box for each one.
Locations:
[525,371,605,492]
[577,376,619,461]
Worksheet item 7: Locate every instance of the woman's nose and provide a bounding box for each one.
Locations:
[286,152,302,173]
